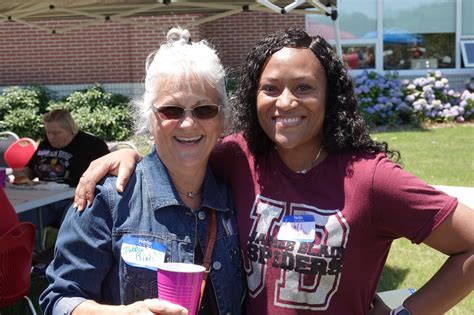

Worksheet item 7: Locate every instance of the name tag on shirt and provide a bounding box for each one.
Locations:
[121,235,166,271]
[277,215,315,242]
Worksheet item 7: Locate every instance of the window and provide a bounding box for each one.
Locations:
[383,0,456,70]
[462,0,474,36]
[342,45,375,70]
[461,40,474,67]
[306,0,376,41]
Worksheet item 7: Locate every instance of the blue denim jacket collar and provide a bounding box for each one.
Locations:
[140,148,231,213]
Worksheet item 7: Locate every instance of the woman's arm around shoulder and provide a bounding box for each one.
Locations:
[74,148,142,211]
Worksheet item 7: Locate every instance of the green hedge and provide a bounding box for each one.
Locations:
[0,84,133,141]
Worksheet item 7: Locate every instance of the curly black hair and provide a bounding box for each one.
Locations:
[232,28,398,160]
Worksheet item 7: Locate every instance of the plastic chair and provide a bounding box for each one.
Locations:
[3,137,37,169]
[0,222,37,314]
[0,131,20,168]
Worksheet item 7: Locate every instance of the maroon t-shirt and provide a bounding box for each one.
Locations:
[210,133,457,314]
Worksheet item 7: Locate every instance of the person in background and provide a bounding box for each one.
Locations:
[73,28,474,314]
[40,28,245,315]
[343,47,360,69]
[26,109,109,188]
[361,47,375,68]
[18,109,109,228]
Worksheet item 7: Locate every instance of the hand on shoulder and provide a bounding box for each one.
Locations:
[74,148,142,211]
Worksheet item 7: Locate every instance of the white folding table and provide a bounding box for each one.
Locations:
[5,183,75,249]
[5,184,75,214]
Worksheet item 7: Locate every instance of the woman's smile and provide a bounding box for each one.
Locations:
[273,115,305,128]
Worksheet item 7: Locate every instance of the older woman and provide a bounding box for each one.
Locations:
[17,109,109,229]
[74,29,474,315]
[40,28,245,315]
[26,109,109,187]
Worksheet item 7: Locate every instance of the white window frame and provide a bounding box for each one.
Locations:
[460,40,474,67]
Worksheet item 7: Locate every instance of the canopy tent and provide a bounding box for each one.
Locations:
[0,0,341,55]
[363,28,424,45]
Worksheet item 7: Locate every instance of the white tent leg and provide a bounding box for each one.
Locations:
[333,16,342,58]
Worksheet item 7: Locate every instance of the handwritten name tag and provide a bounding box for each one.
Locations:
[277,215,315,242]
[121,235,166,271]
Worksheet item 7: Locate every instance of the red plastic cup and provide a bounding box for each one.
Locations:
[157,262,205,315]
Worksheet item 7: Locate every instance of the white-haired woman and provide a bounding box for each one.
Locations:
[40,28,246,315]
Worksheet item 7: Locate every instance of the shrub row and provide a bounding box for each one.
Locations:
[2,71,473,141]
[354,70,474,127]
[0,84,133,141]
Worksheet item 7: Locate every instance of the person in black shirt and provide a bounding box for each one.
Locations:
[20,109,109,228]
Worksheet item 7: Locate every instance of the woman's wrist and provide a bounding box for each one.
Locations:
[391,304,412,315]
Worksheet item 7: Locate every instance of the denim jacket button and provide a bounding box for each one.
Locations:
[198,211,206,220]
[212,261,222,270]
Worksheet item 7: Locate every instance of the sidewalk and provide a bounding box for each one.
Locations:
[433,185,474,209]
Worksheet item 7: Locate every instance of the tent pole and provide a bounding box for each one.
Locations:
[332,7,342,58]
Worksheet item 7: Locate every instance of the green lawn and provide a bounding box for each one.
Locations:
[372,124,474,186]
[373,124,474,314]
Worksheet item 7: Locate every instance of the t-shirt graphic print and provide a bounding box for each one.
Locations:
[244,194,349,311]
[34,148,72,182]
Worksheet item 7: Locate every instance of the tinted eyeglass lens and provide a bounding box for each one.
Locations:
[157,106,184,120]
[194,105,219,119]
[156,105,220,120]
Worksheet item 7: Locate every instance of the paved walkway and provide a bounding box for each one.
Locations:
[433,185,474,209]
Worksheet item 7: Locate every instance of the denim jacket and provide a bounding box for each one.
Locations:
[40,150,246,315]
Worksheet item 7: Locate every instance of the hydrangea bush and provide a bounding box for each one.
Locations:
[459,90,474,121]
[402,70,464,123]
[353,70,473,126]
[353,71,413,126]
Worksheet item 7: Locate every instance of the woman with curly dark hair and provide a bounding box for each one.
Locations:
[233,28,396,161]
[74,28,474,315]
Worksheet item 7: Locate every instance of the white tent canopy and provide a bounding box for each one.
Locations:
[0,0,341,55]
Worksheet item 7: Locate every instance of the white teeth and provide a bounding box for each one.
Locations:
[175,135,202,142]
[275,117,302,124]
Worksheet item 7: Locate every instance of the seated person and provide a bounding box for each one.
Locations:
[18,109,109,228]
[26,109,109,187]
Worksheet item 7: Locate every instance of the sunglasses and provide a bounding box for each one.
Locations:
[152,104,222,120]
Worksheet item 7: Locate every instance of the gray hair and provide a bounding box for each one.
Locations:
[133,27,228,135]
[43,109,78,135]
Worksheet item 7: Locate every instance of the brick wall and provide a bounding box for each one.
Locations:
[0,15,205,85]
[0,12,304,86]
[204,12,305,71]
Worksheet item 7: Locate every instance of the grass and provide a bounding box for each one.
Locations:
[372,123,474,186]
[373,124,474,314]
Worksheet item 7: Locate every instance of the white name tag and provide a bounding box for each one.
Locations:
[121,235,166,271]
[277,215,315,242]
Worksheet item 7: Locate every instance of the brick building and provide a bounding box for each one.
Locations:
[1,0,473,97]
[0,12,305,97]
